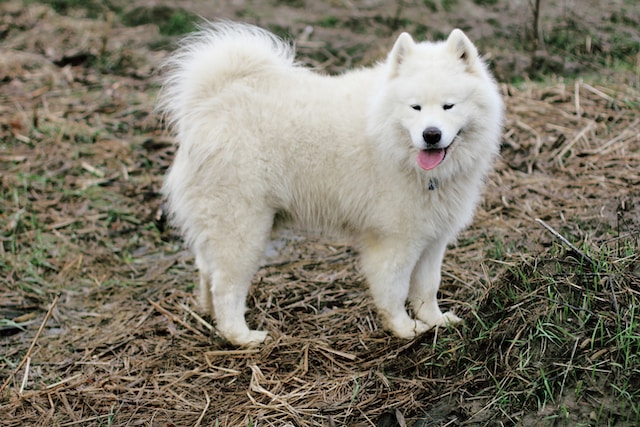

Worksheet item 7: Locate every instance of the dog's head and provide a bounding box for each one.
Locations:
[370,29,503,174]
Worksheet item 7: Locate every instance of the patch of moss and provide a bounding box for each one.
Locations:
[121,6,197,36]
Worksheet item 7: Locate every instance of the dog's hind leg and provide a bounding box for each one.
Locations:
[194,209,274,348]
[196,265,214,318]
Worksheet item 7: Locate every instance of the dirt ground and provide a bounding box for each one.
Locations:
[1,0,639,426]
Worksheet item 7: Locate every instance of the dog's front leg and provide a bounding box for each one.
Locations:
[409,237,461,328]
[360,238,430,338]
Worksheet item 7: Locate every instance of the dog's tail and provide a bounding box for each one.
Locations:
[157,20,295,137]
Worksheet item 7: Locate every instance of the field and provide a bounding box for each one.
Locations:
[1,0,639,426]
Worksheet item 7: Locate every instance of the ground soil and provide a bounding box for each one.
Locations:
[1,0,639,426]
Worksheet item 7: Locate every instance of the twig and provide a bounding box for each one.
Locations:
[317,345,357,361]
[148,299,206,337]
[395,408,408,427]
[46,373,83,390]
[607,276,620,316]
[557,121,595,167]
[561,337,579,395]
[19,357,30,396]
[0,292,61,396]
[179,302,214,331]
[535,218,595,265]
[193,390,210,427]
[59,414,112,427]
[574,79,582,116]
[204,349,260,357]
[531,0,544,50]
[581,82,617,105]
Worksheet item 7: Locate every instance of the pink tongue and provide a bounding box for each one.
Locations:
[417,149,446,171]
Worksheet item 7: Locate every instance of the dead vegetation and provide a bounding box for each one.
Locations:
[1,1,639,426]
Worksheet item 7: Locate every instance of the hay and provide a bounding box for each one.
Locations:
[1,1,639,425]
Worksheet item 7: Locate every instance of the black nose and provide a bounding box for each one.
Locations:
[423,127,442,145]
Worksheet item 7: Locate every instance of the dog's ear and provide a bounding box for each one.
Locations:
[388,32,414,78]
[446,29,479,71]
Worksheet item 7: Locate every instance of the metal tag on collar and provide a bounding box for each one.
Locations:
[428,178,438,191]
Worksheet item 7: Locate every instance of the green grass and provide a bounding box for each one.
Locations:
[27,1,198,37]
[409,232,640,424]
[29,0,122,18]
[317,15,340,28]
[120,5,198,36]
[275,0,305,8]
[422,0,459,12]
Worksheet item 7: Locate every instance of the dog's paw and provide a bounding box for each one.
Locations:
[415,306,462,329]
[227,329,269,348]
[431,311,462,328]
[387,316,430,339]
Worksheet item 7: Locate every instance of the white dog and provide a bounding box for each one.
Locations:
[159,21,503,347]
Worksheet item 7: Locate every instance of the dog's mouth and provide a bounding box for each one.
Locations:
[416,131,460,171]
[417,147,447,171]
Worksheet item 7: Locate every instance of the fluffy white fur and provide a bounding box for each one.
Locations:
[159,21,503,347]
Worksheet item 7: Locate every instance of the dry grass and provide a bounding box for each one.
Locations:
[1,1,639,426]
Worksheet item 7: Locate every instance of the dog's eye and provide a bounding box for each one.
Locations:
[411,104,422,111]
[443,103,454,111]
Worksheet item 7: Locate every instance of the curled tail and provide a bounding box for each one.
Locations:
[157,20,296,138]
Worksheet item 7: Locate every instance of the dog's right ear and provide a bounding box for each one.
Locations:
[387,32,414,78]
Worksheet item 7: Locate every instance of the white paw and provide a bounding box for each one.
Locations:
[431,311,462,328]
[415,305,463,329]
[386,315,430,339]
[226,329,269,348]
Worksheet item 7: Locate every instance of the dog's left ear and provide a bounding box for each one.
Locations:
[388,32,415,78]
[446,29,480,71]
